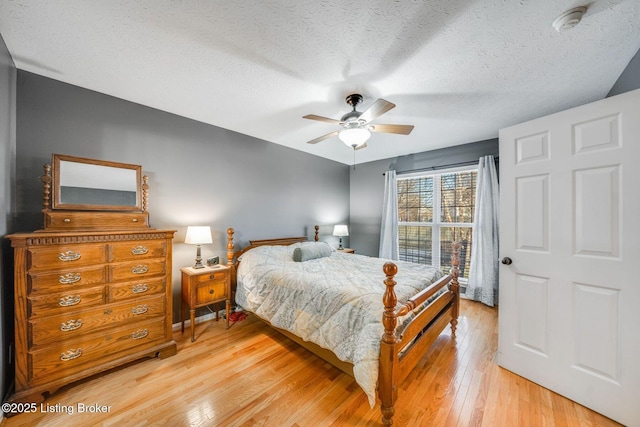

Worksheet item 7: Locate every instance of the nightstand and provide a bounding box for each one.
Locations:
[337,248,355,254]
[180,264,231,342]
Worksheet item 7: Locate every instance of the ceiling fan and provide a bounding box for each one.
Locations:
[303,94,414,150]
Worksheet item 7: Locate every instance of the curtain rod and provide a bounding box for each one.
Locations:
[382,157,498,176]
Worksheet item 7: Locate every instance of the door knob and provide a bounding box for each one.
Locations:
[501,257,513,265]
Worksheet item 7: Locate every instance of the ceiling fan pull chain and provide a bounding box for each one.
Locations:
[353,147,356,170]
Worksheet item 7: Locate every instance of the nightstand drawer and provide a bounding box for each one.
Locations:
[194,270,227,284]
[195,281,227,305]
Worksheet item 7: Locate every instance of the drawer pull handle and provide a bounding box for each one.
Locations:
[60,348,82,361]
[131,245,148,255]
[60,319,83,331]
[209,289,214,295]
[59,273,81,284]
[131,265,148,274]
[59,295,81,307]
[58,251,81,262]
[132,218,139,222]
[131,329,149,340]
[131,283,149,293]
[210,274,215,279]
[63,218,71,223]
[131,305,148,315]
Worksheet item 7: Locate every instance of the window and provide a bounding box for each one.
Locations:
[397,167,477,280]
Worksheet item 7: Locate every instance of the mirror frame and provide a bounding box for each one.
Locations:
[52,154,143,211]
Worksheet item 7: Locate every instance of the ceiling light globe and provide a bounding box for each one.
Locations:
[339,128,371,148]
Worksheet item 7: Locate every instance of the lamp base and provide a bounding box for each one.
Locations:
[193,245,205,269]
[338,238,344,250]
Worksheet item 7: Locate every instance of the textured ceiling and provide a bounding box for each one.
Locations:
[1,0,639,165]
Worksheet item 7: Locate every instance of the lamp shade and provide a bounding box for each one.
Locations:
[338,128,370,148]
[333,225,349,237]
[185,226,213,245]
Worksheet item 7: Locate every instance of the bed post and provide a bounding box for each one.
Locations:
[450,241,461,337]
[314,225,319,241]
[379,262,399,426]
[227,228,236,287]
[227,228,235,267]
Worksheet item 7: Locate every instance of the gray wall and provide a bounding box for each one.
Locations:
[15,71,350,322]
[350,139,499,257]
[608,47,640,97]
[0,32,16,403]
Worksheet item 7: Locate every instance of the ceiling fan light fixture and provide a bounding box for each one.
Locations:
[339,127,370,148]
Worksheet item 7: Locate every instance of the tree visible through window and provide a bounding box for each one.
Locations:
[397,168,477,280]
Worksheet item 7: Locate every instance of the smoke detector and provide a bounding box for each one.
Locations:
[553,6,587,32]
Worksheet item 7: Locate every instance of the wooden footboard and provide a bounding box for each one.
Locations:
[379,242,460,426]
[226,226,459,426]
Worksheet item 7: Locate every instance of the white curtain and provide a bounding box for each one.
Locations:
[465,155,500,306]
[379,170,399,260]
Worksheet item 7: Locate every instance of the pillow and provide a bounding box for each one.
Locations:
[292,241,332,262]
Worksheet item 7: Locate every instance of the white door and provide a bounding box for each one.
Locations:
[498,88,640,426]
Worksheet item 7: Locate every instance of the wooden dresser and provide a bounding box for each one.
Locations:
[6,155,177,407]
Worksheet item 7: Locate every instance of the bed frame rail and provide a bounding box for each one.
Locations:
[379,242,460,426]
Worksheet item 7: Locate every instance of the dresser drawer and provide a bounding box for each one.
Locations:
[108,240,166,262]
[28,265,107,294]
[109,259,166,282]
[196,281,227,305]
[28,285,105,318]
[29,295,166,348]
[44,211,150,231]
[28,318,166,385]
[108,277,165,302]
[28,243,107,270]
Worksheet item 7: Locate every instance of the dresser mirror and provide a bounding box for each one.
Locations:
[52,154,143,211]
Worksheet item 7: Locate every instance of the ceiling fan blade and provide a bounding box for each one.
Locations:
[354,142,367,151]
[371,124,414,135]
[302,114,341,124]
[306,131,339,145]
[358,98,396,123]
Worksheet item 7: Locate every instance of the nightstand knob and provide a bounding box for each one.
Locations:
[209,289,214,294]
[209,274,215,279]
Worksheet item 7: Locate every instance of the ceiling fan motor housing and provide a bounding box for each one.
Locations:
[345,93,364,108]
[341,94,365,123]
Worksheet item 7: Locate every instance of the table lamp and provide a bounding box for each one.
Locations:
[185,226,213,269]
[333,224,349,250]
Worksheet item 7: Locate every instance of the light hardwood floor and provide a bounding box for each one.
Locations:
[3,299,621,426]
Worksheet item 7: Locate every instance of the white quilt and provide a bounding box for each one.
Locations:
[235,244,444,406]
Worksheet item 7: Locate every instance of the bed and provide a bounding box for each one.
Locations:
[225,226,460,426]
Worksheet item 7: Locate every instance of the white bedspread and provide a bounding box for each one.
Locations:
[235,244,444,406]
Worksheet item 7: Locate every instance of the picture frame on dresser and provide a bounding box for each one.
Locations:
[5,154,177,414]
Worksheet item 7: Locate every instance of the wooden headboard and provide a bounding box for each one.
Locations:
[226,225,319,267]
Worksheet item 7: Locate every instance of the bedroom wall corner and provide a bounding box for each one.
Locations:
[607,47,640,97]
[0,30,17,409]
